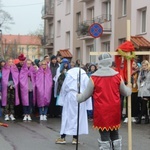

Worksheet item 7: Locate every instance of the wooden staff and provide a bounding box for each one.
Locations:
[76,68,81,150]
[127,20,132,150]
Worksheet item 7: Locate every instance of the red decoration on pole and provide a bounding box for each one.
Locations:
[115,41,135,82]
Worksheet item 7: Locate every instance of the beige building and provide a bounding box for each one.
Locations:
[42,0,54,56]
[2,35,42,61]
[43,0,150,63]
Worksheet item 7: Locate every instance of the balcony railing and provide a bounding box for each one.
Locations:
[42,6,54,19]
[76,14,112,39]
[78,0,92,2]
[43,34,54,49]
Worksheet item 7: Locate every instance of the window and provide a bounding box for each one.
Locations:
[102,41,110,52]
[66,31,70,48]
[141,9,146,33]
[76,12,81,27]
[102,1,111,21]
[32,47,36,53]
[118,38,126,45]
[87,45,96,63]
[57,20,61,37]
[76,47,81,60]
[122,0,127,16]
[22,47,24,53]
[87,7,94,21]
[57,0,63,5]
[66,0,71,14]
[50,0,54,8]
[137,7,147,34]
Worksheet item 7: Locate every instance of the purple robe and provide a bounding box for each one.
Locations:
[2,64,20,106]
[36,66,52,107]
[19,62,36,106]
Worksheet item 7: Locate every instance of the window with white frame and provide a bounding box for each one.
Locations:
[66,0,71,14]
[102,41,110,52]
[87,45,96,63]
[141,9,146,33]
[122,0,127,16]
[66,31,70,48]
[102,1,111,21]
[57,20,61,37]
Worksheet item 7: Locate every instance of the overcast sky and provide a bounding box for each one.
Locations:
[1,0,44,35]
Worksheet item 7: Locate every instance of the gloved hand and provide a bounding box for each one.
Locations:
[76,93,84,103]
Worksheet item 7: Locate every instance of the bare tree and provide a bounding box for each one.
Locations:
[0,0,14,31]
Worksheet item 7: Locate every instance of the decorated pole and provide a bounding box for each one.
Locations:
[127,20,132,150]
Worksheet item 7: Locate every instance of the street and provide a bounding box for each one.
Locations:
[0,117,149,150]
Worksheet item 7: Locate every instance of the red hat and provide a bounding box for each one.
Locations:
[18,54,26,61]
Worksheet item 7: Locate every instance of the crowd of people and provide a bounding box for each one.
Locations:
[0,52,149,149]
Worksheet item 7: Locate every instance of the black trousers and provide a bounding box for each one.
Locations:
[99,129,119,141]
[139,97,149,117]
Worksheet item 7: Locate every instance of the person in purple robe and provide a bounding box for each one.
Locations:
[36,60,53,121]
[2,58,20,121]
[20,59,36,121]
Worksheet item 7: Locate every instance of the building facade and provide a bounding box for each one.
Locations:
[43,0,150,64]
[42,0,54,56]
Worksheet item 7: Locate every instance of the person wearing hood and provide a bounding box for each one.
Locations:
[77,53,131,150]
[2,58,20,121]
[55,67,92,144]
[19,59,36,121]
[36,60,53,121]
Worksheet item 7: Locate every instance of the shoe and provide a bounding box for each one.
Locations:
[43,115,47,121]
[123,118,128,123]
[27,115,32,121]
[72,138,80,145]
[10,114,16,121]
[141,116,145,120]
[55,137,66,144]
[40,115,43,121]
[132,117,136,123]
[4,114,9,121]
[23,115,27,121]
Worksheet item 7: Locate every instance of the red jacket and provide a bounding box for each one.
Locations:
[91,73,121,131]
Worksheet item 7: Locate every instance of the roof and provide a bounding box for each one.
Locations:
[2,34,42,46]
[57,49,73,58]
[131,36,150,49]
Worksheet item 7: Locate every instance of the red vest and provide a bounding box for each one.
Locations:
[91,74,121,131]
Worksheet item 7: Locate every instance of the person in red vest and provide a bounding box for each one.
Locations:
[77,53,131,150]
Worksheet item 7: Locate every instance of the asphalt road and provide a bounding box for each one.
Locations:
[0,117,149,150]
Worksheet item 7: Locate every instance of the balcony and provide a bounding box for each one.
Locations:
[43,34,54,49]
[76,14,112,40]
[42,6,54,20]
[78,0,92,2]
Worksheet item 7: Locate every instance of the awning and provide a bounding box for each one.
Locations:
[131,36,150,49]
[57,49,73,58]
